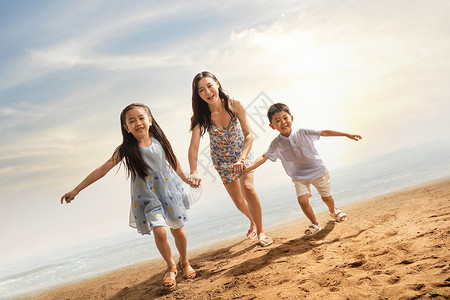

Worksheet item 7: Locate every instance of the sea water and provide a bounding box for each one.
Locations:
[1,142,449,299]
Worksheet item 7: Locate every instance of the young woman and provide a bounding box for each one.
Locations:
[187,71,273,247]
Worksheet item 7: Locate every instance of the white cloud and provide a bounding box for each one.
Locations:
[0,106,22,117]
[230,21,284,44]
[0,2,196,90]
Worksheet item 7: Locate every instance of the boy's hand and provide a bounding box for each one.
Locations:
[233,160,245,173]
[235,163,248,174]
[61,190,78,204]
[347,134,362,141]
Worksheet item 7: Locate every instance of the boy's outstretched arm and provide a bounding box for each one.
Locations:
[321,130,362,141]
[242,155,270,173]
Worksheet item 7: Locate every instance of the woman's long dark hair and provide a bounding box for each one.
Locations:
[116,103,178,180]
[190,71,234,136]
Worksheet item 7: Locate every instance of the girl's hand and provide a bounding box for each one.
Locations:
[187,174,202,188]
[61,190,78,204]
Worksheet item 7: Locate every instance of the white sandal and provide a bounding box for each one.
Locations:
[330,209,347,223]
[305,224,322,236]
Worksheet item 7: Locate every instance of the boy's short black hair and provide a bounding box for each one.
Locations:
[267,103,291,123]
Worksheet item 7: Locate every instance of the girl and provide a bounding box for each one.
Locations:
[187,71,273,247]
[61,103,197,288]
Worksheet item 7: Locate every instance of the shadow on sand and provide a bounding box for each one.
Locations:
[109,221,370,299]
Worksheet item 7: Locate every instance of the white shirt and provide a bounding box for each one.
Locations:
[264,128,327,181]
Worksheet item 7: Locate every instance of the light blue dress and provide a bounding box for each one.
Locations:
[128,138,193,235]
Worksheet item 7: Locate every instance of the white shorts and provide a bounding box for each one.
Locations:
[293,172,332,198]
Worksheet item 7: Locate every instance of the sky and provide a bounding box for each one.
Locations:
[1,0,449,266]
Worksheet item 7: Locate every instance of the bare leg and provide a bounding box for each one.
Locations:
[153,226,175,266]
[239,172,265,238]
[170,227,187,263]
[153,226,176,286]
[321,195,336,214]
[297,194,318,225]
[224,179,256,231]
[321,195,346,221]
[171,227,196,279]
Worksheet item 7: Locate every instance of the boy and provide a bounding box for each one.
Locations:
[242,103,362,236]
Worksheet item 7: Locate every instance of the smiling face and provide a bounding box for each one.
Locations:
[123,106,152,140]
[197,77,220,103]
[269,111,293,137]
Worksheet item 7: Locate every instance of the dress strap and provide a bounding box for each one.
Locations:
[230,98,236,118]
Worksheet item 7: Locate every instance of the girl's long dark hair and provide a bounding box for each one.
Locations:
[190,71,233,136]
[116,103,178,180]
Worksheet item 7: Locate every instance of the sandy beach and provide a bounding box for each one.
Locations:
[29,178,450,299]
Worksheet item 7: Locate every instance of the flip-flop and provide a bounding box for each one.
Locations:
[259,235,273,247]
[246,229,257,239]
[305,224,322,236]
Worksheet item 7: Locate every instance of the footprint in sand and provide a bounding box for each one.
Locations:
[408,283,425,291]
[311,248,324,261]
[347,260,366,268]
[384,229,399,237]
[388,275,401,284]
[395,242,412,253]
[369,249,389,257]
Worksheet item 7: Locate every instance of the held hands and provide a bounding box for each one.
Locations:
[347,134,362,141]
[60,189,79,204]
[187,174,202,188]
[233,158,246,173]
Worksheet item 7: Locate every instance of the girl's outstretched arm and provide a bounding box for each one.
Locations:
[321,130,362,141]
[233,100,254,173]
[60,150,121,204]
[241,155,269,173]
[187,124,202,188]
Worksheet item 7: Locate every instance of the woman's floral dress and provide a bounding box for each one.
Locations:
[208,111,254,185]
